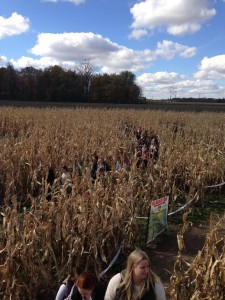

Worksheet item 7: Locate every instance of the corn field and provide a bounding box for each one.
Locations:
[0,106,225,299]
[167,213,225,300]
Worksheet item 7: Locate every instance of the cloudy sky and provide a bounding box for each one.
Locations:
[1,0,225,100]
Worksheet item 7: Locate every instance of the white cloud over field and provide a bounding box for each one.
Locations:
[137,72,225,99]
[10,32,196,74]
[194,55,225,79]
[7,31,225,99]
[129,0,216,39]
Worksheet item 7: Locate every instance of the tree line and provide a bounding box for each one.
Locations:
[0,62,145,104]
[169,97,225,103]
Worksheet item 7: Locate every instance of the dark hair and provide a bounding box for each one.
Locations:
[47,167,55,185]
[76,272,99,290]
[70,265,82,279]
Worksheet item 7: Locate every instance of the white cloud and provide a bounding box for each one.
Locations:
[137,71,186,85]
[167,23,201,36]
[0,12,30,39]
[10,32,194,74]
[66,0,85,3]
[42,0,85,4]
[136,71,186,99]
[155,40,196,59]
[0,55,7,66]
[136,72,225,99]
[194,55,225,79]
[9,56,76,70]
[130,0,216,37]
[30,32,119,60]
[128,28,148,40]
[184,80,225,98]
[7,30,221,100]
[22,32,155,73]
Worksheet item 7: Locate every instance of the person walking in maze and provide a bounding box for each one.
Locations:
[55,265,82,300]
[90,153,99,182]
[60,165,72,195]
[104,249,166,300]
[141,143,149,169]
[46,166,56,200]
[69,272,107,300]
[150,135,159,161]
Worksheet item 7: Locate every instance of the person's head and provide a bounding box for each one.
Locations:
[92,154,98,161]
[47,167,55,182]
[76,272,99,299]
[62,165,69,173]
[69,265,82,282]
[125,249,150,284]
[48,166,55,174]
[120,250,157,300]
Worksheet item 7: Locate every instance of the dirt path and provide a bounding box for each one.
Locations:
[148,222,213,286]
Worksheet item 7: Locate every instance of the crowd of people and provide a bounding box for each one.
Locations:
[49,126,164,299]
[133,126,160,168]
[87,124,160,182]
[90,152,112,182]
[89,127,160,178]
[55,249,166,300]
[45,165,72,199]
[44,124,160,199]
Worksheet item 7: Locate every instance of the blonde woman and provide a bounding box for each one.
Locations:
[104,249,166,300]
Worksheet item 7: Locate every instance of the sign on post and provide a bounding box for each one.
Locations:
[146,196,169,244]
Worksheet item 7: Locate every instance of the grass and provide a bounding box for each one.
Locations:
[188,195,225,222]
[136,195,225,250]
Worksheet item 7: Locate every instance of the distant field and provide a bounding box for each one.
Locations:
[1,100,225,112]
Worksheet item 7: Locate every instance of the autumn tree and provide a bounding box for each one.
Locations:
[76,60,95,101]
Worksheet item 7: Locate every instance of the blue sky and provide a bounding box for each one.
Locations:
[0,0,225,100]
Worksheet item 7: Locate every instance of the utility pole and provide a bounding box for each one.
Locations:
[169,86,177,100]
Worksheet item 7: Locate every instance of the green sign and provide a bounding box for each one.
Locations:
[146,196,169,244]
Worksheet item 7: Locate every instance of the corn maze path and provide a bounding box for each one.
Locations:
[148,218,225,287]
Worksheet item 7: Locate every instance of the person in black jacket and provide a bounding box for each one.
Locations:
[70,272,106,300]
[46,166,56,200]
[90,153,99,182]
[55,265,82,300]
